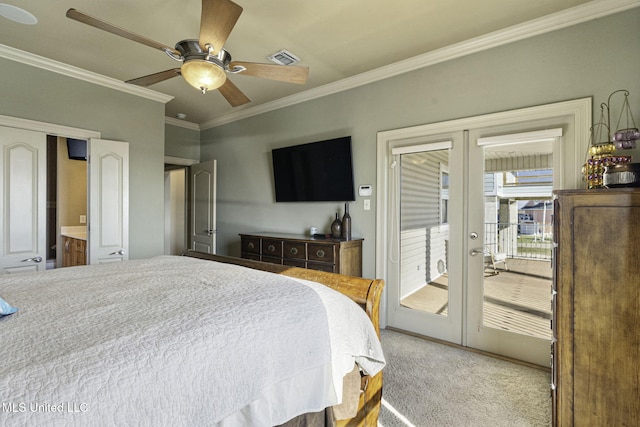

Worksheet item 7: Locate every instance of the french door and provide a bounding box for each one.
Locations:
[464,129,561,365]
[384,131,465,344]
[377,98,590,366]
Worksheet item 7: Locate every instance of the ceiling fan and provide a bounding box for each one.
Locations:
[66,0,309,107]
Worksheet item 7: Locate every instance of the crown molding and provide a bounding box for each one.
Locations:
[0,44,173,104]
[200,0,640,130]
[164,116,201,131]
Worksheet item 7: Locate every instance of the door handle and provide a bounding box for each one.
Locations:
[21,256,43,263]
[470,248,484,256]
[109,249,125,256]
[204,229,215,236]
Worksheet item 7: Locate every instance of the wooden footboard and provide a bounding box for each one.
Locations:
[182,251,384,426]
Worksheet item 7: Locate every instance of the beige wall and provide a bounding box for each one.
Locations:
[57,137,87,228]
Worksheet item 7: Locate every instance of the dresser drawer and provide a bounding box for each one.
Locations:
[262,239,283,257]
[308,243,335,263]
[283,241,306,260]
[306,261,335,273]
[242,237,261,254]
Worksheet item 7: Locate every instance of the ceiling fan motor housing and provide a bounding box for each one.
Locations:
[174,40,231,68]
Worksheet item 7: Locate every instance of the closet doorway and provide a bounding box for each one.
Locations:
[0,115,128,273]
[376,98,590,366]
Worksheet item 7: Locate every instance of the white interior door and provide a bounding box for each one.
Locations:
[190,160,217,254]
[0,126,47,273]
[88,138,129,264]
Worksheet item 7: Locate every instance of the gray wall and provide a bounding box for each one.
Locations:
[200,10,640,279]
[0,57,167,260]
[165,123,200,161]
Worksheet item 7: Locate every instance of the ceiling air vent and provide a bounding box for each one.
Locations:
[266,49,300,66]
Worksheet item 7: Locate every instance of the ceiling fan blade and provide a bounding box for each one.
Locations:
[230,61,309,84]
[218,79,251,107]
[199,0,243,53]
[125,69,181,86]
[66,8,179,56]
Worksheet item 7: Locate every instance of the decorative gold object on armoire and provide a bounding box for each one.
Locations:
[552,189,640,426]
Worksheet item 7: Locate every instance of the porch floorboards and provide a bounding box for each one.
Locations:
[401,258,552,339]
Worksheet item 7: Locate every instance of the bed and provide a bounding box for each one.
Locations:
[0,251,385,426]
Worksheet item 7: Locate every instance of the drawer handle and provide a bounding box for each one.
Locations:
[247,242,255,249]
[268,244,276,252]
[316,249,325,258]
[290,247,298,255]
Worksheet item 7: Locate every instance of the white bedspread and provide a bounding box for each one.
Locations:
[0,256,385,426]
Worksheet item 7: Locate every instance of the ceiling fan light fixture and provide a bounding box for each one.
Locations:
[181,59,227,94]
[0,4,37,25]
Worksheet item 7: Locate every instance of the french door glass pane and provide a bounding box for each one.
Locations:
[398,149,450,316]
[480,143,553,339]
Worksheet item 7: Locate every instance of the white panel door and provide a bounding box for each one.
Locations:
[0,126,47,273]
[190,160,217,254]
[88,139,129,264]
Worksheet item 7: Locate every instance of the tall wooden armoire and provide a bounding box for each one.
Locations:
[552,188,640,426]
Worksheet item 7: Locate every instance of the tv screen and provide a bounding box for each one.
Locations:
[272,136,356,202]
[67,138,87,161]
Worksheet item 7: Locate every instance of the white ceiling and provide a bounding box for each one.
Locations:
[0,0,636,127]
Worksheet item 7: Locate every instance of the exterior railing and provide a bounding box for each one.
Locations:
[485,222,552,260]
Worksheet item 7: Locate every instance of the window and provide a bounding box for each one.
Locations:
[440,163,449,224]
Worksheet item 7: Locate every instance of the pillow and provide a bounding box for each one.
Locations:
[0,296,18,316]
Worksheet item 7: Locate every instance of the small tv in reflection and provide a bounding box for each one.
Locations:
[67,138,87,161]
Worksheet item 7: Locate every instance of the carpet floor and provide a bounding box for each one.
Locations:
[378,329,551,427]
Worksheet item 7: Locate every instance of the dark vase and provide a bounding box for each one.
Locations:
[341,202,351,240]
[330,213,342,238]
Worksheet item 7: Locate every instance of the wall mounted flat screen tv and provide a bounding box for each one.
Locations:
[272,136,356,202]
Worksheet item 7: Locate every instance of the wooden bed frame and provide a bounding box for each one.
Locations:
[183,250,384,427]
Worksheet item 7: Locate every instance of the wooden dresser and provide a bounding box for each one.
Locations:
[240,232,363,277]
[552,188,640,426]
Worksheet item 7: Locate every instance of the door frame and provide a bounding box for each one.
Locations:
[376,98,591,339]
[0,115,101,141]
[164,156,198,255]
